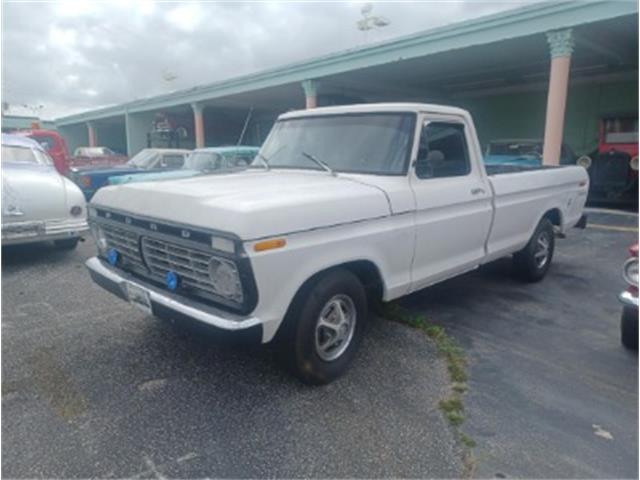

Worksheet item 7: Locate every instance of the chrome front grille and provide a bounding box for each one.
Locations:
[101,223,145,269]
[141,237,219,297]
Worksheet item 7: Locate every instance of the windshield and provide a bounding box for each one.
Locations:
[2,145,52,165]
[127,150,160,168]
[488,142,542,157]
[253,113,415,175]
[604,117,639,144]
[185,152,223,171]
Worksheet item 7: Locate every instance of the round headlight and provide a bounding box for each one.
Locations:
[577,155,592,169]
[630,156,639,171]
[91,224,108,254]
[70,205,83,217]
[623,257,638,287]
[208,257,243,302]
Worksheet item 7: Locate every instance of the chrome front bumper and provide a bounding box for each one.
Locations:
[85,257,263,332]
[2,218,89,245]
[619,290,639,308]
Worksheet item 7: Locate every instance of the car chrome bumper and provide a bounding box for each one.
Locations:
[619,290,639,308]
[2,219,89,245]
[85,257,263,332]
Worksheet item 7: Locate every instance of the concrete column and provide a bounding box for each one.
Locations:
[301,79,320,109]
[542,29,574,166]
[87,122,97,147]
[192,103,205,148]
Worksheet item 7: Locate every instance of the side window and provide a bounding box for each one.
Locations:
[416,122,470,179]
[161,154,185,168]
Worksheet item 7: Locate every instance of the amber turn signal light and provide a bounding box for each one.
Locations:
[254,238,286,252]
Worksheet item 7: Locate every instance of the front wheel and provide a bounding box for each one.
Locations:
[513,218,555,282]
[621,306,638,350]
[277,269,368,385]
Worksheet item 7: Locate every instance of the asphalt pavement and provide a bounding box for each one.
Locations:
[1,208,638,478]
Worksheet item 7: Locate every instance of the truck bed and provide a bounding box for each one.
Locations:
[485,164,563,175]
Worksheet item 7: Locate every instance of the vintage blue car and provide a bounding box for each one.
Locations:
[108,146,259,186]
[70,148,191,199]
[484,139,577,167]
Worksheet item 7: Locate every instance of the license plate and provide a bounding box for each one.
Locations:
[125,282,152,314]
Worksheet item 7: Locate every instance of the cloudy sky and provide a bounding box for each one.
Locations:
[2,0,539,120]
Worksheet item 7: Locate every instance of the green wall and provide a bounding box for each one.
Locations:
[459,79,638,155]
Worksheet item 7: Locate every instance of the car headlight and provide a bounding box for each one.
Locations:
[630,156,639,171]
[623,257,638,287]
[577,155,592,169]
[208,256,243,302]
[90,223,108,254]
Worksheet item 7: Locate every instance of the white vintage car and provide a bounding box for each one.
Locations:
[2,134,88,248]
[85,103,589,384]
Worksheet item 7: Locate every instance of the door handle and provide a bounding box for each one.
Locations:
[471,188,486,195]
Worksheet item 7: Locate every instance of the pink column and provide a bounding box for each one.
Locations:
[301,79,319,109]
[87,122,97,147]
[542,29,574,166]
[191,103,205,148]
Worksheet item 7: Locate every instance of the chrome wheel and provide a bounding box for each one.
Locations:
[534,232,551,269]
[314,294,357,361]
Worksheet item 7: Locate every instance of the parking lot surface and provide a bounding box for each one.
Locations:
[1,208,638,478]
[1,241,459,478]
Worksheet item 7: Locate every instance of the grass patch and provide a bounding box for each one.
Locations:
[382,301,476,476]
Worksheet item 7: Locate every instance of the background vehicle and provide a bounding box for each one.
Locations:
[1,134,88,249]
[71,146,128,168]
[85,103,589,384]
[15,129,71,175]
[581,114,638,205]
[619,243,638,350]
[109,146,258,186]
[70,148,191,199]
[484,139,577,166]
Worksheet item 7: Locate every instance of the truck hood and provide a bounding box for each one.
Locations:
[92,170,391,240]
[2,162,69,223]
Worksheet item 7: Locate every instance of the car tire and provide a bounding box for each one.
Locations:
[277,268,368,385]
[621,306,638,350]
[54,238,79,250]
[513,218,555,282]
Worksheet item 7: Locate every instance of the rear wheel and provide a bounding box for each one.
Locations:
[621,306,638,350]
[54,238,79,250]
[513,218,555,282]
[277,269,368,385]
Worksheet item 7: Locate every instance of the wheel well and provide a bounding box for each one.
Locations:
[340,260,384,303]
[543,208,562,227]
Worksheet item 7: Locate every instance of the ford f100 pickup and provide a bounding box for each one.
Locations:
[85,103,589,384]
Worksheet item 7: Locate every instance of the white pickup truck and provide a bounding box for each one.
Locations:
[86,103,588,384]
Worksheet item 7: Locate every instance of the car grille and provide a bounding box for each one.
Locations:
[592,152,630,188]
[141,237,220,297]
[101,223,145,270]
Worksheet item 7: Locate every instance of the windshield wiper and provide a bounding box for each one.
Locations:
[301,151,336,176]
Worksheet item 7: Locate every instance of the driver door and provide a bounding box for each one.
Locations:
[409,114,493,291]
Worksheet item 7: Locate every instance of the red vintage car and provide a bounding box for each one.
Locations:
[71,147,128,168]
[15,129,71,175]
[580,114,638,204]
[619,243,638,350]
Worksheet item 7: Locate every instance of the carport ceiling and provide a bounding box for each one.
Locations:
[318,15,638,100]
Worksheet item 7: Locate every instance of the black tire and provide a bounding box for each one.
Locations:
[54,238,79,250]
[277,268,368,385]
[513,218,555,282]
[621,306,638,350]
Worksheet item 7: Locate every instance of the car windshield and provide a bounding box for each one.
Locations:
[488,142,542,156]
[252,113,415,175]
[127,150,160,168]
[185,152,223,171]
[604,117,639,143]
[2,145,52,165]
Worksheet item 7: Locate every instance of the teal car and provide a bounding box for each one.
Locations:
[484,139,577,167]
[109,146,259,186]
